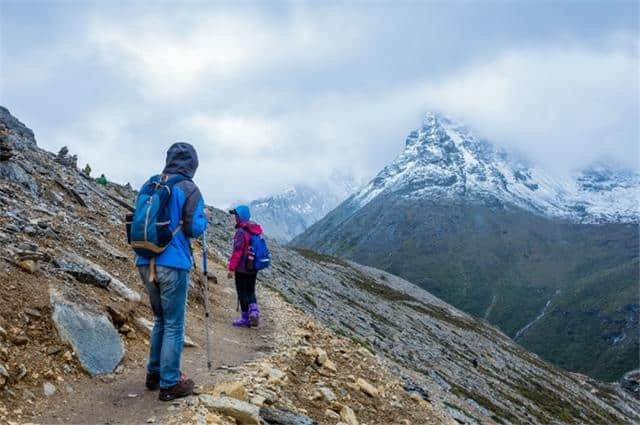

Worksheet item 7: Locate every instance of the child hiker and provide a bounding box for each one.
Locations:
[227,205,264,327]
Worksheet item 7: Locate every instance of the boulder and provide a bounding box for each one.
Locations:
[315,348,328,366]
[340,406,358,425]
[259,406,318,425]
[43,382,56,397]
[55,253,140,301]
[356,378,378,397]
[210,381,247,401]
[55,253,110,287]
[199,395,260,425]
[18,259,37,274]
[314,386,336,402]
[50,288,123,376]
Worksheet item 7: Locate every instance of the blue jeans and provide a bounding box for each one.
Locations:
[138,266,189,389]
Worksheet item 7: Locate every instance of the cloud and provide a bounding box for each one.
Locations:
[2,3,637,207]
[419,41,639,171]
[87,7,371,98]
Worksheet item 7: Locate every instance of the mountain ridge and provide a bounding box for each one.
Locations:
[346,112,638,224]
[293,112,640,382]
[249,174,360,243]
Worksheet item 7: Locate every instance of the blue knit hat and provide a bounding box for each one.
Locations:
[233,205,251,222]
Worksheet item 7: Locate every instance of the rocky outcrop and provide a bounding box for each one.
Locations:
[55,252,140,301]
[55,146,78,169]
[50,288,124,377]
[0,106,36,152]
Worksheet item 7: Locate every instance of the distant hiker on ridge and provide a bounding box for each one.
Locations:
[227,205,271,328]
[127,142,207,401]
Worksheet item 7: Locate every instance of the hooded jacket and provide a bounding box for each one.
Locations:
[136,142,207,270]
[228,219,264,274]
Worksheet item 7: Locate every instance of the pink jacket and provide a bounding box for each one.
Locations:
[228,220,263,273]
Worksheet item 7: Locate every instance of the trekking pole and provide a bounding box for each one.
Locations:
[201,230,213,371]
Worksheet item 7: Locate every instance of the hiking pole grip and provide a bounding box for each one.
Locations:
[202,229,213,371]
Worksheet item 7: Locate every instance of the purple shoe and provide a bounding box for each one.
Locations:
[233,312,250,328]
[248,303,260,327]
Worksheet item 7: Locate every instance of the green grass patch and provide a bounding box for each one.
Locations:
[350,335,375,354]
[293,248,350,268]
[302,292,317,307]
[450,384,518,423]
[268,286,292,305]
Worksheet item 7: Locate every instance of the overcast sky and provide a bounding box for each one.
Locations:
[1,1,638,207]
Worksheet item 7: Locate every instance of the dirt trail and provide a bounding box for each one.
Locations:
[33,265,279,425]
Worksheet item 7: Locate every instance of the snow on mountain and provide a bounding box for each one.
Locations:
[250,174,360,242]
[349,112,639,223]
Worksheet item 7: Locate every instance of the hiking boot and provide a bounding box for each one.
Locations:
[159,373,194,401]
[232,312,250,328]
[145,372,160,391]
[248,303,260,327]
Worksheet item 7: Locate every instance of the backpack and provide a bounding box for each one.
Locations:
[245,232,271,272]
[126,174,188,258]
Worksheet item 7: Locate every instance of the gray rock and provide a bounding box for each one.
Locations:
[260,406,318,425]
[0,106,37,151]
[0,162,38,193]
[43,382,56,397]
[50,288,124,377]
[55,253,111,288]
[199,395,260,425]
[96,238,128,260]
[315,386,336,402]
[24,308,41,318]
[55,252,140,301]
[4,223,21,233]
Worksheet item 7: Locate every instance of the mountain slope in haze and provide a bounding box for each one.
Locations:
[293,112,640,382]
[248,174,359,243]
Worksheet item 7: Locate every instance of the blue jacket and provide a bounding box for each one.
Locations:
[136,143,207,270]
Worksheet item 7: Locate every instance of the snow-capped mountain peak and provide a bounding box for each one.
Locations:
[249,173,362,243]
[352,113,639,223]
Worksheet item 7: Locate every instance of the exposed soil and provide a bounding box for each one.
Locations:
[5,259,280,425]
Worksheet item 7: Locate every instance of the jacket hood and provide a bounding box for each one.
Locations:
[163,142,199,178]
[238,221,263,236]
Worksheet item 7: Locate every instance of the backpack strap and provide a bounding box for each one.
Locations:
[242,228,251,256]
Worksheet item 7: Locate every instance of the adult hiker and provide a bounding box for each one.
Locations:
[97,173,107,186]
[227,205,269,327]
[130,142,207,401]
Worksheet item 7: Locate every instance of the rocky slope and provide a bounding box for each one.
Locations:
[293,113,639,382]
[0,106,452,425]
[249,174,359,243]
[0,106,638,425]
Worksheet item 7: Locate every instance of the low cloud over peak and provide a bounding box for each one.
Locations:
[2,2,637,206]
